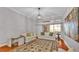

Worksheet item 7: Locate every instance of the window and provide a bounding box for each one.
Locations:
[50,24,61,32]
[50,25,54,32]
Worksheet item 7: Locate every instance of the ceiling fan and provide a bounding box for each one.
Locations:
[37,7,50,23]
[37,7,41,19]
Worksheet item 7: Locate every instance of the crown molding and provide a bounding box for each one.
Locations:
[7,7,73,21]
[7,7,26,17]
[63,7,73,20]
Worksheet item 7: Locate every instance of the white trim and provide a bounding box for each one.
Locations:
[7,7,26,16]
[63,7,73,20]
[8,7,74,21]
[0,42,7,47]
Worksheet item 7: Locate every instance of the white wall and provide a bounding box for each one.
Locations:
[0,7,37,46]
[25,17,37,33]
[36,24,43,35]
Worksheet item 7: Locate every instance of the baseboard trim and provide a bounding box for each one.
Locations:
[0,42,7,47]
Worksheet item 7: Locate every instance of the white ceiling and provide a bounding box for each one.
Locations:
[9,7,73,24]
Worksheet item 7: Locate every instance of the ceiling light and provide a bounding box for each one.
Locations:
[38,15,41,19]
[37,7,41,19]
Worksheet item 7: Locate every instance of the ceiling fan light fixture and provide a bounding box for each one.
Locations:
[38,15,41,19]
[37,7,41,19]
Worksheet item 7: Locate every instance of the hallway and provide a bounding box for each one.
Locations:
[0,7,79,52]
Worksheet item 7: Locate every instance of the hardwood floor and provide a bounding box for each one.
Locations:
[0,45,18,52]
[0,39,36,52]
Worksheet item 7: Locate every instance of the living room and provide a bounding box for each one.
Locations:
[0,7,79,52]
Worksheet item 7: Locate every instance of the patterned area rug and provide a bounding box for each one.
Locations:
[11,39,58,52]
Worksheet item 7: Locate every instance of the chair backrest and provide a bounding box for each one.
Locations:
[58,39,69,51]
[27,33,33,37]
